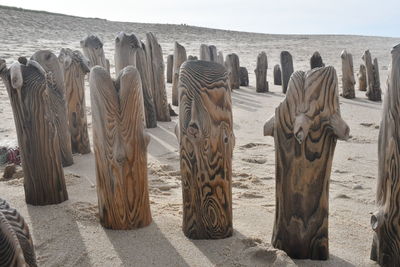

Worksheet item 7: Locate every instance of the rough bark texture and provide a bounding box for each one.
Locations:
[280,51,294,94]
[177,60,234,239]
[310,51,324,69]
[239,67,249,86]
[58,48,91,154]
[255,51,269,92]
[166,54,173,83]
[0,59,68,205]
[264,66,350,260]
[80,35,109,73]
[274,64,282,85]
[217,51,224,65]
[340,50,355,99]
[358,64,367,91]
[172,41,187,106]
[362,50,382,101]
[89,65,152,230]
[370,43,400,267]
[225,53,240,89]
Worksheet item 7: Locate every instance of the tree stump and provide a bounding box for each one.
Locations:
[145,32,171,122]
[176,60,234,239]
[362,50,382,101]
[0,59,68,205]
[80,35,109,73]
[310,51,324,69]
[0,198,36,266]
[340,50,355,99]
[200,44,211,61]
[115,32,157,128]
[217,51,224,65]
[172,41,187,106]
[264,66,350,260]
[280,51,294,94]
[166,54,173,83]
[358,64,367,91]
[255,51,269,92]
[58,48,91,154]
[239,67,249,86]
[225,53,240,89]
[31,50,73,167]
[89,65,152,230]
[370,43,400,266]
[274,64,282,85]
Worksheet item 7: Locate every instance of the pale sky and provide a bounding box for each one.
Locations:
[1,0,399,37]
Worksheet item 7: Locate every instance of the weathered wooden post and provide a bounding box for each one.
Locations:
[370,43,400,266]
[209,45,218,62]
[239,67,249,86]
[115,31,157,128]
[176,60,234,239]
[358,64,367,91]
[255,51,269,92]
[0,198,37,266]
[310,51,324,69]
[167,54,173,83]
[90,65,152,229]
[217,51,224,65]
[0,59,68,205]
[31,50,73,166]
[58,48,91,154]
[340,50,355,99]
[172,41,187,106]
[145,32,171,122]
[280,51,294,94]
[80,35,110,73]
[225,53,240,89]
[362,50,382,101]
[200,44,211,61]
[274,64,282,85]
[264,66,349,260]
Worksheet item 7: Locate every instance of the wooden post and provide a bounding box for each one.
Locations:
[58,48,91,154]
[172,41,187,106]
[166,54,173,83]
[115,31,157,128]
[209,45,217,62]
[31,50,73,167]
[274,64,282,85]
[217,51,224,65]
[225,53,240,89]
[362,50,382,101]
[176,60,234,239]
[80,35,109,73]
[280,51,294,94]
[358,64,367,91]
[0,59,68,205]
[239,67,249,86]
[264,66,349,260]
[310,51,324,69]
[255,51,269,92]
[340,50,355,99]
[200,44,211,61]
[370,43,400,266]
[90,65,152,230]
[145,32,171,122]
[0,198,36,266]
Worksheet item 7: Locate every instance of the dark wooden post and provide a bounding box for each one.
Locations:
[340,50,355,99]
[274,64,282,85]
[358,64,367,91]
[0,59,68,205]
[90,65,152,230]
[280,51,294,94]
[310,51,324,69]
[172,41,187,106]
[167,54,173,83]
[239,67,249,86]
[255,51,268,92]
[225,53,240,89]
[209,45,218,62]
[362,50,382,101]
[80,35,110,73]
[264,66,349,260]
[176,60,234,239]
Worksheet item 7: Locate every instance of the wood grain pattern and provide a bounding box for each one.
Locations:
[59,48,91,154]
[274,64,282,85]
[167,54,173,83]
[0,59,68,205]
[80,35,109,73]
[90,65,152,230]
[370,43,400,266]
[362,50,382,101]
[255,51,268,92]
[172,41,187,106]
[310,51,324,69]
[31,50,73,166]
[340,50,355,99]
[225,53,240,89]
[239,67,249,86]
[264,66,349,260]
[177,60,234,239]
[280,51,294,94]
[358,64,367,91]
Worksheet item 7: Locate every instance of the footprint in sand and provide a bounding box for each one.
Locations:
[240,143,270,149]
[240,192,264,199]
[242,158,267,164]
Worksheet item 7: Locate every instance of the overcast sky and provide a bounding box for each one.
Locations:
[1,0,399,37]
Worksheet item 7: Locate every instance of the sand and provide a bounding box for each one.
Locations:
[1,5,400,267]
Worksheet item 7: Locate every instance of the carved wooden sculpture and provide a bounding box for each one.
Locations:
[280,51,294,94]
[362,50,382,101]
[176,60,234,239]
[31,50,73,167]
[0,198,37,266]
[172,41,187,106]
[0,59,68,205]
[264,66,349,260]
[239,67,249,86]
[370,43,400,266]
[115,31,157,128]
[358,64,367,91]
[217,51,224,65]
[80,35,110,73]
[310,51,324,69]
[58,48,91,154]
[274,64,282,85]
[90,65,152,229]
[340,50,355,99]
[225,53,240,89]
[145,32,171,122]
[200,44,211,61]
[167,54,173,83]
[255,51,269,92]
